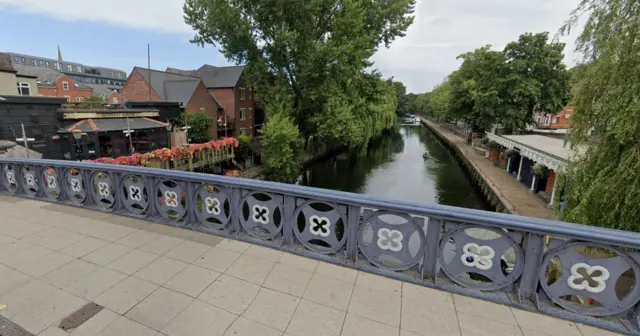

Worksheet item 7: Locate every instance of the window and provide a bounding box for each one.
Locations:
[16,83,30,96]
[39,60,45,66]
[45,61,50,67]
[14,56,20,62]
[20,57,25,63]
[76,65,81,72]
[66,64,72,71]
[63,82,69,91]
[239,87,246,100]
[240,128,247,135]
[112,97,118,104]
[64,96,71,102]
[53,63,60,70]
[30,59,36,65]
[240,108,246,120]
[76,97,84,102]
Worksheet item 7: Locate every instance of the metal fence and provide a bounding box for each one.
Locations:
[1,158,639,335]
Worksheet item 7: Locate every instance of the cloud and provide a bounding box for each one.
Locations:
[0,0,191,34]
[0,0,584,92]
[372,0,584,92]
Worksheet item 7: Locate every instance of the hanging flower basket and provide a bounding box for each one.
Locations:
[533,163,548,177]
[89,137,239,168]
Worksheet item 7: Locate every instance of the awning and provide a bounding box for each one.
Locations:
[60,118,169,133]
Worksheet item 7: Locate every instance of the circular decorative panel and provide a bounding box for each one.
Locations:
[239,191,283,240]
[91,171,115,209]
[121,175,149,214]
[2,164,18,194]
[539,242,640,316]
[64,169,86,204]
[20,165,39,197]
[194,184,231,230]
[293,200,347,254]
[42,167,61,200]
[155,179,187,221]
[357,211,426,271]
[438,226,524,290]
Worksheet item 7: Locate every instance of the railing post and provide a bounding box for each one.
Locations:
[346,205,360,263]
[422,218,442,280]
[282,195,295,246]
[229,187,242,234]
[185,181,196,227]
[518,232,545,305]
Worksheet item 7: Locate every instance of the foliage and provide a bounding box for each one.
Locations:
[532,163,547,176]
[261,113,301,183]
[558,0,640,231]
[234,134,251,161]
[183,0,414,150]
[71,96,105,108]
[416,33,570,132]
[89,138,238,166]
[425,79,452,120]
[184,111,213,143]
[391,81,409,115]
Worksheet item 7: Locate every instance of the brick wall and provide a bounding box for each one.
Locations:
[37,75,92,102]
[107,91,122,104]
[236,78,254,137]
[121,69,162,102]
[209,78,255,137]
[185,82,218,140]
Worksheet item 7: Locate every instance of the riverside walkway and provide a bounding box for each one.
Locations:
[422,119,555,220]
[0,196,618,336]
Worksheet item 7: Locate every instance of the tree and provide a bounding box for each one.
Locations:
[391,81,409,115]
[183,111,213,143]
[234,134,251,163]
[501,32,570,131]
[426,79,452,120]
[183,0,414,149]
[557,0,640,231]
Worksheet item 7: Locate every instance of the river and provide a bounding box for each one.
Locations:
[303,123,489,210]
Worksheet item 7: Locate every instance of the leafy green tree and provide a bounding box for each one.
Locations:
[184,111,213,143]
[391,81,409,115]
[557,0,640,230]
[261,113,301,183]
[426,79,452,120]
[183,0,414,149]
[501,32,570,131]
[234,134,251,162]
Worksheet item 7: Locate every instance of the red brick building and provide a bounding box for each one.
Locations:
[166,65,261,137]
[121,67,221,139]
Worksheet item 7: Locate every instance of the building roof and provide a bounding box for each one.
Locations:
[165,64,245,88]
[194,65,245,88]
[134,67,222,109]
[10,65,94,90]
[0,53,17,74]
[84,83,119,98]
[61,117,168,133]
[501,134,587,162]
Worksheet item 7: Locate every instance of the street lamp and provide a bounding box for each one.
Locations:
[72,129,83,161]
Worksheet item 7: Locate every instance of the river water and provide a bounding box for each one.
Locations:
[303,124,489,210]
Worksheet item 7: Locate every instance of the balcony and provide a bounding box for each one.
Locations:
[0,158,636,335]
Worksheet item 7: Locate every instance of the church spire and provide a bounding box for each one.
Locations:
[57,45,63,61]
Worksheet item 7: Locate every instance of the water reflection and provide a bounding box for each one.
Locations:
[304,125,489,210]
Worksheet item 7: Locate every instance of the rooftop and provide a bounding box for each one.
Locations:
[501,134,588,162]
[0,196,622,336]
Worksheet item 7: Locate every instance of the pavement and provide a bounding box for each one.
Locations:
[423,120,556,220]
[0,196,620,336]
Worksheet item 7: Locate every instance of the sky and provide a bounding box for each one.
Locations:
[0,0,583,93]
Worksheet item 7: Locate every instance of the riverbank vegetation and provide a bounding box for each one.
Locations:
[412,33,571,133]
[557,0,640,231]
[184,0,414,182]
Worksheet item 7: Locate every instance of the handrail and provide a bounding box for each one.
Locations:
[0,157,637,334]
